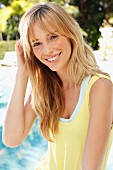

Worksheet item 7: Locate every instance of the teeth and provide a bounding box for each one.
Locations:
[47,55,59,61]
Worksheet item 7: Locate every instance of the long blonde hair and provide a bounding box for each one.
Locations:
[19,2,107,141]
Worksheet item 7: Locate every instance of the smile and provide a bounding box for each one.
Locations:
[46,52,61,62]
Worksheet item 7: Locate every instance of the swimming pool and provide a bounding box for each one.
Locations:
[0,65,113,170]
[0,66,47,170]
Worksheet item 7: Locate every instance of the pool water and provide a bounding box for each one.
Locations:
[0,66,113,170]
[0,122,47,170]
[0,66,47,170]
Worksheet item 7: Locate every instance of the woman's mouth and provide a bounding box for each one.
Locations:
[46,52,61,62]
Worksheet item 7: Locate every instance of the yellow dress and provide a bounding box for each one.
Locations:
[36,74,113,170]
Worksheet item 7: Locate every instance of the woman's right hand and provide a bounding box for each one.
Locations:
[2,39,36,147]
[15,40,26,68]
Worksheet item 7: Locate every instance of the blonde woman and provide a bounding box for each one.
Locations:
[2,2,113,170]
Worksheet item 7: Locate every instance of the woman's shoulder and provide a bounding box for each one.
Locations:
[90,75,112,95]
[89,73,113,107]
[84,73,113,105]
[88,73,112,91]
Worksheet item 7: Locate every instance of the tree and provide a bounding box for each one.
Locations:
[71,0,106,49]
[1,0,113,49]
[0,0,35,40]
[0,6,12,40]
[104,0,113,25]
[0,0,11,6]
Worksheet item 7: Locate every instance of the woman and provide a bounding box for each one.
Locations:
[2,2,113,170]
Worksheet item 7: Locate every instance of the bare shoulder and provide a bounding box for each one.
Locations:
[90,77,113,97]
[89,76,113,123]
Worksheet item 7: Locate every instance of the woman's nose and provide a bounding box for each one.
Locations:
[43,43,53,55]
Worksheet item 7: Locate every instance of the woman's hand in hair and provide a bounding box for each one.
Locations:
[15,40,26,69]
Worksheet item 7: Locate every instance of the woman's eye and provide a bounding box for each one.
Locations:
[50,35,58,40]
[33,42,41,47]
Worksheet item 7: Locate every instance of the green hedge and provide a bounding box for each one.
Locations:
[0,40,16,60]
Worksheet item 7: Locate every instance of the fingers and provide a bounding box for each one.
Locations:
[15,40,24,57]
[15,40,25,67]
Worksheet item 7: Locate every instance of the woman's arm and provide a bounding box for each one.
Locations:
[82,78,113,170]
[2,41,37,148]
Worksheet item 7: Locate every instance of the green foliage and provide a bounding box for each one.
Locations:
[63,4,79,17]
[0,0,35,40]
[0,7,12,32]
[1,0,113,49]
[0,40,16,60]
[71,0,113,49]
[71,0,105,49]
[0,0,10,6]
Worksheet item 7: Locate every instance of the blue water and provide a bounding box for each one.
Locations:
[0,66,113,170]
[0,66,47,170]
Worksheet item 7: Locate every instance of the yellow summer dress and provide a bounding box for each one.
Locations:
[36,74,113,170]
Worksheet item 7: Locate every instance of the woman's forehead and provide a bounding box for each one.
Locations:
[29,22,59,42]
[36,19,58,31]
[31,20,58,33]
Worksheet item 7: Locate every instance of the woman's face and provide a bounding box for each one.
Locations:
[30,22,72,73]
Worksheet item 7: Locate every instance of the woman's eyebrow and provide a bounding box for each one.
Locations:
[31,31,58,43]
[31,38,39,43]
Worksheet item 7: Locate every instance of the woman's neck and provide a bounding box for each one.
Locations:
[57,70,75,89]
